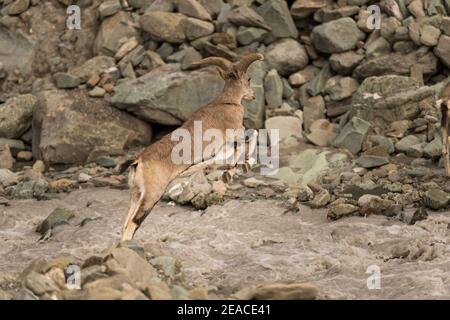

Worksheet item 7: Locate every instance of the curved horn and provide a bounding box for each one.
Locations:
[191,57,233,71]
[235,53,264,74]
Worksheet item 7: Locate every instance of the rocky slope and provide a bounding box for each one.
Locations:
[2,0,450,299]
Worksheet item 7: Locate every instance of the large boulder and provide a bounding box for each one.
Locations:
[352,75,435,130]
[32,90,152,165]
[265,39,309,76]
[434,35,450,68]
[333,117,371,154]
[0,94,37,139]
[110,65,224,126]
[0,26,35,75]
[256,0,298,40]
[140,12,187,44]
[353,50,438,79]
[94,11,139,56]
[311,17,365,53]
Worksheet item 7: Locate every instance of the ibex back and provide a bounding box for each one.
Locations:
[121,53,264,240]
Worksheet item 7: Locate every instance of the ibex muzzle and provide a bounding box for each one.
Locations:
[121,53,264,241]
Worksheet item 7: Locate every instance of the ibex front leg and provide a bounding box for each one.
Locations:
[442,101,450,176]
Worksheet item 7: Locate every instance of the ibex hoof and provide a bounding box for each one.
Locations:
[222,171,232,183]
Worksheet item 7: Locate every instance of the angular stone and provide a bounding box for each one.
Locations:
[264,69,283,108]
[33,90,152,165]
[98,0,121,17]
[265,116,303,142]
[0,94,36,139]
[324,76,359,101]
[423,137,442,158]
[311,17,365,53]
[256,0,298,40]
[184,18,215,41]
[36,208,75,235]
[333,117,371,154]
[395,135,421,153]
[140,12,187,44]
[290,0,332,19]
[236,27,268,46]
[111,65,224,125]
[306,119,338,147]
[288,65,319,87]
[303,96,325,132]
[329,51,364,75]
[178,0,212,21]
[7,0,30,15]
[353,50,438,79]
[53,72,81,89]
[424,189,450,210]
[69,56,116,83]
[24,271,59,296]
[243,60,266,129]
[94,12,139,56]
[420,24,441,46]
[435,35,450,68]
[355,155,389,169]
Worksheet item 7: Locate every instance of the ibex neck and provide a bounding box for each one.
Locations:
[215,83,244,106]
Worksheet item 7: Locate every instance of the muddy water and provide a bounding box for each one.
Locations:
[1,188,450,299]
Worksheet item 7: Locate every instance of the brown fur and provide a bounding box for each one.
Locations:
[121,53,264,240]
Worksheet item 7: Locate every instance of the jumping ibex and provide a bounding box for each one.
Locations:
[121,53,264,241]
[439,83,450,175]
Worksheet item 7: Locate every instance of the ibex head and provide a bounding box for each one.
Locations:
[192,53,264,102]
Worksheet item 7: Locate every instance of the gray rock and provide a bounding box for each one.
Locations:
[0,94,36,139]
[303,96,325,132]
[69,56,116,83]
[435,35,450,68]
[0,145,14,170]
[420,24,441,46]
[355,155,389,169]
[352,75,434,130]
[265,39,309,76]
[33,90,152,165]
[311,17,365,53]
[327,203,359,220]
[96,156,117,168]
[12,179,48,199]
[25,271,59,296]
[1,20,35,76]
[306,119,338,147]
[264,69,283,108]
[314,5,360,22]
[53,73,81,89]
[371,135,395,154]
[423,137,442,158]
[290,0,331,19]
[324,76,359,101]
[395,135,421,153]
[94,11,139,56]
[0,169,18,187]
[98,0,121,17]
[333,117,372,154]
[442,17,450,36]
[307,63,332,96]
[36,207,75,235]
[424,189,450,210]
[288,65,319,87]
[184,18,215,41]
[140,11,187,44]
[111,65,224,125]
[178,0,212,21]
[243,60,267,129]
[256,0,298,40]
[236,27,268,46]
[406,142,426,158]
[7,0,29,15]
[353,50,438,79]
[265,115,303,142]
[329,51,364,75]
[365,37,391,58]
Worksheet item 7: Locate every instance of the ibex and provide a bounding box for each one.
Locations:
[121,53,264,241]
[439,83,450,175]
